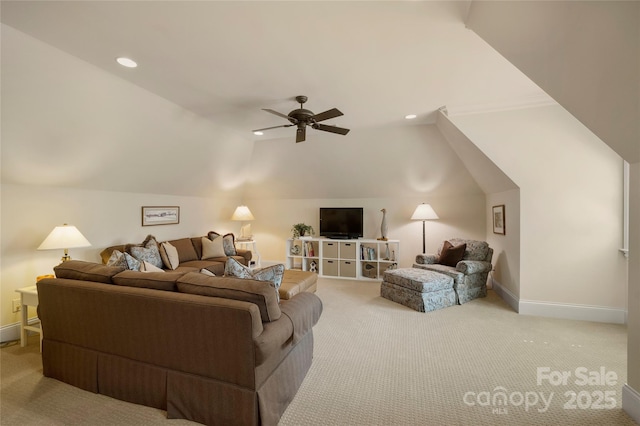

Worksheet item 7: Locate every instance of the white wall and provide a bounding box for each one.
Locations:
[244,124,485,200]
[435,110,520,305]
[486,189,520,305]
[0,183,241,327]
[244,195,487,269]
[627,162,640,395]
[450,105,627,319]
[242,122,489,270]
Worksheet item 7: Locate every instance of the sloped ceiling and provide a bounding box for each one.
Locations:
[466,0,640,163]
[1,1,552,198]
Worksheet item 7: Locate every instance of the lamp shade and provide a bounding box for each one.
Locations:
[411,203,439,220]
[231,205,255,221]
[38,224,91,250]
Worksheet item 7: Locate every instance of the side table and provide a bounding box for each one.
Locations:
[235,239,261,268]
[15,285,42,350]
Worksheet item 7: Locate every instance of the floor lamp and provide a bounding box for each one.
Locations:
[411,204,439,254]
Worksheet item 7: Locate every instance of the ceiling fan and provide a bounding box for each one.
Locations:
[253,95,350,143]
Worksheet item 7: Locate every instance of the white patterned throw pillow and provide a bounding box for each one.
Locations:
[130,235,163,269]
[224,257,284,301]
[107,249,141,271]
[124,252,141,271]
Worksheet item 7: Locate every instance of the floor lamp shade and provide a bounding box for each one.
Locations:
[411,204,439,254]
[37,224,91,262]
[231,205,255,240]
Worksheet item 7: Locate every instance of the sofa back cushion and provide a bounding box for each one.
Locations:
[190,237,204,259]
[167,238,199,263]
[112,270,185,291]
[177,272,281,322]
[54,260,124,284]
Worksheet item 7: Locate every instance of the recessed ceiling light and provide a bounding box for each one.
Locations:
[405,114,417,120]
[116,57,137,68]
[253,131,264,136]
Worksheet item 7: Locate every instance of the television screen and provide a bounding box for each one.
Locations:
[319,208,364,239]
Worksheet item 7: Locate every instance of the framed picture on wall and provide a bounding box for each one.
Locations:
[142,206,180,226]
[492,205,505,235]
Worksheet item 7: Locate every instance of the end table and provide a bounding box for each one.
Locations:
[16,285,42,350]
[235,239,261,268]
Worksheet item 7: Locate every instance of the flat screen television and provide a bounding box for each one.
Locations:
[319,207,364,239]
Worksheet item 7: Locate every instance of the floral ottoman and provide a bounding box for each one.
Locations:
[381,268,456,312]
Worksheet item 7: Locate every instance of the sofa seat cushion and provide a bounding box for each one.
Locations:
[55,260,124,284]
[412,263,465,286]
[279,270,318,300]
[176,272,281,322]
[113,270,186,291]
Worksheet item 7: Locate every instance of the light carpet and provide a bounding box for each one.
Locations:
[1,277,636,425]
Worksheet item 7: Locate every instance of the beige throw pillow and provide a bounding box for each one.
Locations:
[201,236,226,259]
[159,241,180,270]
[141,261,165,273]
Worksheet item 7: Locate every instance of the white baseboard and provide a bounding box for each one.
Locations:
[490,278,626,324]
[0,322,20,343]
[491,278,519,313]
[0,318,38,343]
[623,384,640,423]
[519,299,627,324]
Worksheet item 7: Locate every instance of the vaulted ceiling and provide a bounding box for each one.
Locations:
[1,1,549,141]
[15,1,631,201]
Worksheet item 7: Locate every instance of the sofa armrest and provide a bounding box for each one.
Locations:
[415,254,438,265]
[236,249,252,264]
[279,292,323,344]
[456,260,492,275]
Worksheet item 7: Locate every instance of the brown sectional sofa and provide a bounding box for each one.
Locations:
[38,260,323,425]
[99,234,253,276]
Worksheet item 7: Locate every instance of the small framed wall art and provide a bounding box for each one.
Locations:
[492,205,505,235]
[142,206,180,226]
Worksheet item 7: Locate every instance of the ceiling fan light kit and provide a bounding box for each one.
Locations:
[253,95,350,143]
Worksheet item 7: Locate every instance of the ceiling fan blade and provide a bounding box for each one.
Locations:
[312,108,343,122]
[314,123,350,135]
[252,124,294,132]
[263,108,296,123]
[296,126,306,143]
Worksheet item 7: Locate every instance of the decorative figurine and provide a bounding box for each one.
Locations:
[378,208,388,241]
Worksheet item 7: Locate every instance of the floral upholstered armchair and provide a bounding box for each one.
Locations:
[413,238,493,304]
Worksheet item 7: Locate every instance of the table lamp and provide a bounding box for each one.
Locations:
[231,205,255,241]
[411,203,439,254]
[38,224,91,262]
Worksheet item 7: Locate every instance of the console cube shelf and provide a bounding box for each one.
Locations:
[285,238,399,281]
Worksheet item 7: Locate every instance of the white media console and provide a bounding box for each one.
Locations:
[285,237,400,280]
